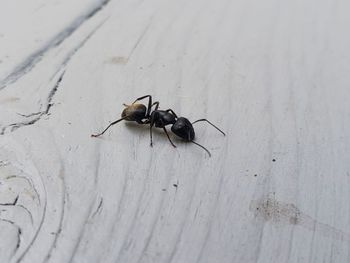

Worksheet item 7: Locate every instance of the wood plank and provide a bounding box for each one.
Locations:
[1,0,350,262]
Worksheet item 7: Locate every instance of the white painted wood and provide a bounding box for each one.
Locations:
[1,0,350,262]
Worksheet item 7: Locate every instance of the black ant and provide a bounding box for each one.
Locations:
[91,95,225,156]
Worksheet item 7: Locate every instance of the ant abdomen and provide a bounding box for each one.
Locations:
[121,104,147,123]
[171,117,195,141]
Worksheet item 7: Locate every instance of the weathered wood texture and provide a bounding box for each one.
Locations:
[1,0,350,262]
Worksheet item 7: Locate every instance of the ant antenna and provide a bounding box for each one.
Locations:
[91,116,129,137]
[192,119,226,136]
[191,141,211,157]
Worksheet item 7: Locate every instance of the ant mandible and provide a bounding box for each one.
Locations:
[91,95,225,157]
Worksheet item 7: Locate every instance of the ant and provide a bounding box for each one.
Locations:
[91,95,225,156]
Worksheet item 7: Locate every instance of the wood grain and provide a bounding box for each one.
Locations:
[1,0,350,262]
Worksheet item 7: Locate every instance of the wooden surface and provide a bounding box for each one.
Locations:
[1,0,350,262]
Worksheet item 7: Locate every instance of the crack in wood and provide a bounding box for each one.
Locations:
[91,197,104,218]
[0,0,111,90]
[0,70,65,135]
[17,112,42,118]
[0,218,23,259]
[0,16,109,135]
[0,195,19,206]
[5,175,41,205]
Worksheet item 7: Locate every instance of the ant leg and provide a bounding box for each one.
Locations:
[152,101,159,111]
[132,95,151,104]
[132,95,152,116]
[191,141,211,157]
[91,116,129,137]
[150,124,154,147]
[164,109,178,118]
[192,119,226,136]
[149,111,155,147]
[163,127,176,148]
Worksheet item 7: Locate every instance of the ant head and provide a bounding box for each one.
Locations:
[171,117,195,141]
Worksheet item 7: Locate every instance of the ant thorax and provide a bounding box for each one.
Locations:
[152,110,176,128]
